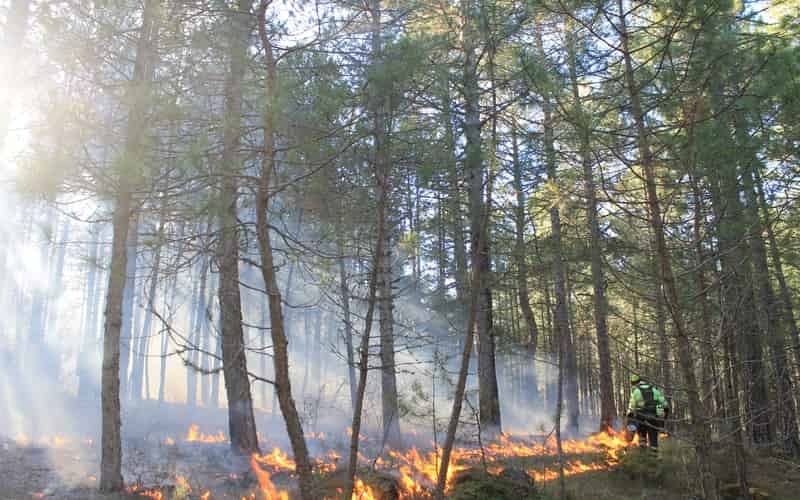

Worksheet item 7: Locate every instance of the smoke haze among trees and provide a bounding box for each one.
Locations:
[1,0,799,498]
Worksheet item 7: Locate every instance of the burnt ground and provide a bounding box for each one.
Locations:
[0,397,345,499]
[0,433,301,500]
[3,398,800,500]
[0,435,106,500]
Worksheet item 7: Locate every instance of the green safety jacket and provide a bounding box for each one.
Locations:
[628,382,668,418]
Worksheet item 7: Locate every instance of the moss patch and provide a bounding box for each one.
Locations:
[448,467,540,500]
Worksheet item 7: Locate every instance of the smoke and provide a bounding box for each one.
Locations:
[0,180,597,498]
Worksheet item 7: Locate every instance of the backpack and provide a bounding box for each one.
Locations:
[637,383,659,415]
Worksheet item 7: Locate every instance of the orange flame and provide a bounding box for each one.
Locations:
[253,447,296,472]
[352,478,378,500]
[126,484,164,499]
[250,454,290,500]
[186,424,226,443]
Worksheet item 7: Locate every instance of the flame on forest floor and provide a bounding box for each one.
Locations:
[186,424,226,443]
[351,478,378,500]
[249,454,289,500]
[385,429,637,497]
[49,427,638,500]
[126,483,164,499]
[254,447,296,471]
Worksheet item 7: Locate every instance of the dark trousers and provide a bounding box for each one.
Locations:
[635,414,661,449]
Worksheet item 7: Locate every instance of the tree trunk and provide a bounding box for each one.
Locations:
[338,241,357,411]
[157,275,172,402]
[744,167,800,455]
[463,1,501,435]
[78,226,102,400]
[217,0,260,456]
[255,3,314,497]
[443,82,468,304]
[755,171,800,373]
[99,0,158,490]
[689,176,721,422]
[201,271,216,406]
[187,238,208,407]
[616,1,716,495]
[119,216,139,400]
[565,25,615,431]
[434,193,488,500]
[130,209,165,401]
[369,0,402,449]
[343,224,383,500]
[652,233,670,390]
[510,124,539,405]
[537,26,578,433]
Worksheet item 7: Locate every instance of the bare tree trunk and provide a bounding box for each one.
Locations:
[537,26,578,433]
[510,124,539,405]
[255,3,314,497]
[368,0,402,449]
[463,0,501,435]
[338,241,357,411]
[755,171,800,373]
[343,238,383,500]
[556,319,566,500]
[210,310,222,407]
[202,272,217,406]
[99,0,158,490]
[217,0,260,456]
[651,234,671,390]
[187,238,209,407]
[690,176,721,422]
[565,24,614,431]
[436,190,447,301]
[616,1,716,496]
[157,273,173,403]
[744,168,800,455]
[101,189,132,492]
[443,83,468,304]
[78,226,102,400]
[130,207,165,401]
[434,196,488,500]
[119,216,139,400]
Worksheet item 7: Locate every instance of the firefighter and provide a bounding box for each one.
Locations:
[626,374,668,452]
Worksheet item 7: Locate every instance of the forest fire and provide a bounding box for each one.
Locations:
[186,424,227,443]
[10,426,634,499]
[254,447,297,471]
[126,483,164,499]
[128,428,635,499]
[249,454,290,500]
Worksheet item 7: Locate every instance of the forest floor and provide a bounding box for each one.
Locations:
[2,399,800,500]
[3,433,800,500]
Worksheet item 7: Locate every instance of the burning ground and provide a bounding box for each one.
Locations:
[5,415,800,500]
[0,410,637,500]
